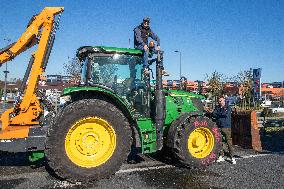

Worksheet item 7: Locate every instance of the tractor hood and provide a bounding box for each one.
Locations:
[164,90,205,126]
[167,90,205,100]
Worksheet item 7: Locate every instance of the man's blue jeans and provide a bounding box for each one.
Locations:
[136,45,149,68]
[135,45,164,69]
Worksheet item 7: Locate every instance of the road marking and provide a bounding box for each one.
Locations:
[116,165,174,174]
[237,154,270,159]
[237,151,284,159]
[53,181,81,188]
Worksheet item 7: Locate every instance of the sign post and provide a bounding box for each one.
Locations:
[253,68,262,101]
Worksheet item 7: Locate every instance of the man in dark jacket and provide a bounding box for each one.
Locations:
[134,17,169,76]
[212,96,236,164]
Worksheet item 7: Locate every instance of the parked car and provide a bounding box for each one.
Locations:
[269,106,284,113]
[1,93,15,102]
[260,100,272,107]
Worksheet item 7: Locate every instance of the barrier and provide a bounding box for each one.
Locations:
[232,110,262,152]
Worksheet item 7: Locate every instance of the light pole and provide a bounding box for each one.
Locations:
[174,50,182,80]
[174,50,182,89]
[3,38,10,108]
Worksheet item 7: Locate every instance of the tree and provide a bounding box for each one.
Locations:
[63,57,81,84]
[233,69,253,109]
[205,71,225,106]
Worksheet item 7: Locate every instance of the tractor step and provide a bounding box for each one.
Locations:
[0,126,47,153]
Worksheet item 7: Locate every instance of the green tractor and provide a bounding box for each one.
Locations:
[45,46,222,182]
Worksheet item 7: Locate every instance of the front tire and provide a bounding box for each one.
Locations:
[168,116,222,167]
[45,99,131,182]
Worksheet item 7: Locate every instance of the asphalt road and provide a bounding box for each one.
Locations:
[0,147,283,189]
[0,105,283,188]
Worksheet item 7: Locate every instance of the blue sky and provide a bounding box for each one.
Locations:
[0,0,283,82]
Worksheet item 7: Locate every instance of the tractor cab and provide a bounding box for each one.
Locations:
[77,46,153,116]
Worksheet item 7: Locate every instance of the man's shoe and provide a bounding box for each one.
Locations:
[162,70,170,76]
[216,156,225,162]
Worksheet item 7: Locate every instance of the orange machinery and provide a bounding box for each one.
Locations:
[0,7,64,143]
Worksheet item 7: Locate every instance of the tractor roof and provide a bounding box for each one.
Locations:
[76,46,143,60]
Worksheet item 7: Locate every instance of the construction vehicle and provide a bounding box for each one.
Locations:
[0,8,222,183]
[0,7,64,159]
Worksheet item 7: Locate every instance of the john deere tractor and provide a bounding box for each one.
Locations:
[0,7,221,183]
[45,46,222,182]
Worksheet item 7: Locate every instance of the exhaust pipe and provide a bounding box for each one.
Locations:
[155,51,165,150]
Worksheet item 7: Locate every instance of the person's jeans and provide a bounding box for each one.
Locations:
[221,128,234,158]
[135,45,164,69]
[135,45,149,68]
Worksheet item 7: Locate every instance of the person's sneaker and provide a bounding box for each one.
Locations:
[162,70,170,76]
[231,157,236,165]
[216,156,225,162]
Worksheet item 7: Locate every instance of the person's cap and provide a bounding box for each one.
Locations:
[143,17,150,23]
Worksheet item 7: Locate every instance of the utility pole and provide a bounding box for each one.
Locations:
[3,38,11,109]
[174,50,182,89]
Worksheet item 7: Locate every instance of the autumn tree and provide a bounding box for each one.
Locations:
[205,71,226,106]
[232,69,253,109]
[63,57,81,84]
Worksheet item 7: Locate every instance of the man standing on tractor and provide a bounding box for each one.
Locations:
[212,96,236,164]
[134,17,169,76]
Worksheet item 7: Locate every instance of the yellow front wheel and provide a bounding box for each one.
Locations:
[167,116,222,167]
[187,128,214,159]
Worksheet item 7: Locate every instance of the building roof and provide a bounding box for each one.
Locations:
[262,88,284,97]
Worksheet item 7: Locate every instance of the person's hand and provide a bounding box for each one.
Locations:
[204,106,213,113]
[149,41,155,48]
[143,45,148,51]
[143,68,150,75]
[156,45,160,51]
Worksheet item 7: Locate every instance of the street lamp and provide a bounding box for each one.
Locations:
[3,38,10,108]
[174,50,182,80]
[174,50,182,89]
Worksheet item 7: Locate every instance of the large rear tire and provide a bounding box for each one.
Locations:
[168,116,222,167]
[45,99,131,182]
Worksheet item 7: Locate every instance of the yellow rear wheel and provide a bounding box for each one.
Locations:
[187,128,214,159]
[46,99,132,182]
[65,117,116,168]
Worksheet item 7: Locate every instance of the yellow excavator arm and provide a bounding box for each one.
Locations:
[0,7,63,64]
[0,7,64,136]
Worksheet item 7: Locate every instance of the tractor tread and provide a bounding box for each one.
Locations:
[168,115,222,168]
